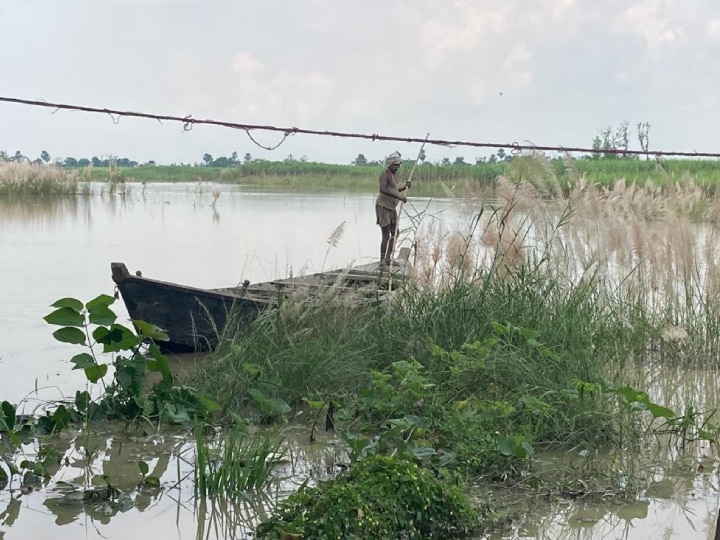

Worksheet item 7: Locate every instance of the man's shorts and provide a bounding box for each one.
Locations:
[375,204,397,228]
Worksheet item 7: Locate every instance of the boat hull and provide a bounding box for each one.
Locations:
[110,248,410,353]
[111,264,274,352]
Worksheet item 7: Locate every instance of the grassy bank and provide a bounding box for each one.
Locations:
[5,155,720,197]
[79,157,720,192]
[193,164,720,491]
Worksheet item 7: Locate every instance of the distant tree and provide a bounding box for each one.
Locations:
[202,153,213,166]
[353,153,368,166]
[146,160,157,166]
[454,156,467,166]
[441,157,451,166]
[211,156,231,167]
[64,157,78,167]
[78,158,91,167]
[496,148,507,162]
[243,153,252,163]
[591,122,630,159]
[285,154,295,162]
[637,122,650,159]
[40,150,50,164]
[488,154,498,164]
[230,151,238,163]
[32,158,43,165]
[12,151,25,162]
[418,149,426,163]
[0,151,9,162]
[475,156,486,164]
[300,155,308,162]
[91,156,102,167]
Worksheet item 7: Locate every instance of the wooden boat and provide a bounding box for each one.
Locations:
[110,248,410,353]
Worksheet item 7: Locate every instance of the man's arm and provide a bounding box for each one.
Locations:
[379,172,408,202]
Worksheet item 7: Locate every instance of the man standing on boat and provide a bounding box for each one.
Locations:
[375,151,410,264]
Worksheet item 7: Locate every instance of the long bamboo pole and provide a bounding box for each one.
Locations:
[387,133,430,289]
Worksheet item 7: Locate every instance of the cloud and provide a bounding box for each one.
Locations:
[3,0,720,165]
[227,52,336,124]
[708,19,720,41]
[420,1,507,61]
[615,0,681,57]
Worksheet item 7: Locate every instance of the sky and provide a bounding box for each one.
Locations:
[1,0,719,165]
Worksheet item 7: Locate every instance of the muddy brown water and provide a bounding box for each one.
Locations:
[1,183,719,539]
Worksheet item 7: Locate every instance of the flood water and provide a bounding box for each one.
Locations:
[1,183,719,539]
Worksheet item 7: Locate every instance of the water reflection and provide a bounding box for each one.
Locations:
[0,425,716,539]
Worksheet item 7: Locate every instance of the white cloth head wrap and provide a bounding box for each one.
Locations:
[385,151,402,167]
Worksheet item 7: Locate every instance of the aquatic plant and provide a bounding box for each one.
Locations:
[255,455,481,539]
[193,422,284,499]
[40,294,219,427]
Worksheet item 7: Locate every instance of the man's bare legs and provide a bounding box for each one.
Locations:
[380,223,396,263]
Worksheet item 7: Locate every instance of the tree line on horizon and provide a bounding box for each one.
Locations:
[0,120,655,168]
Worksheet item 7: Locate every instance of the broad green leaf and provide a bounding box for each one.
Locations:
[44,308,84,327]
[86,294,115,311]
[50,298,83,312]
[198,395,222,413]
[53,327,86,345]
[75,391,91,412]
[617,386,648,404]
[142,476,161,488]
[84,364,108,383]
[93,324,140,352]
[163,404,191,424]
[248,388,267,403]
[132,320,169,342]
[411,446,437,460]
[302,398,325,410]
[52,406,71,431]
[403,414,432,428]
[115,356,146,397]
[70,353,95,370]
[0,463,8,487]
[243,363,261,376]
[1,402,15,431]
[138,461,149,476]
[519,327,539,341]
[699,429,715,441]
[88,306,117,326]
[146,344,172,385]
[496,438,515,457]
[646,402,675,419]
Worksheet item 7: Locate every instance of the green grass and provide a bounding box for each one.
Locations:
[191,160,720,483]
[193,422,284,499]
[76,157,720,194]
[193,261,654,450]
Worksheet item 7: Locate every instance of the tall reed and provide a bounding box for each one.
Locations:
[193,153,720,450]
[0,162,80,197]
